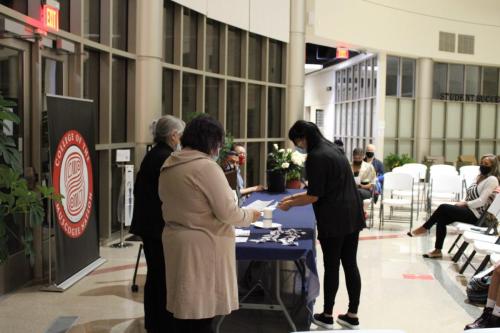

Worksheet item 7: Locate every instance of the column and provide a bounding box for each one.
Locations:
[374,52,386,157]
[286,0,306,137]
[415,58,433,162]
[134,0,164,164]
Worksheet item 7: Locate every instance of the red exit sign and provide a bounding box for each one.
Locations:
[336,48,349,59]
[41,4,59,31]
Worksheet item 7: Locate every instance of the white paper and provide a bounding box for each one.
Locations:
[235,229,250,237]
[243,200,274,212]
[116,149,131,162]
[235,237,248,243]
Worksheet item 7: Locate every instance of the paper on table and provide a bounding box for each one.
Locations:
[235,229,250,237]
[243,200,275,212]
[235,237,248,243]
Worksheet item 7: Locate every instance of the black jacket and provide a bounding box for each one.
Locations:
[130,142,173,239]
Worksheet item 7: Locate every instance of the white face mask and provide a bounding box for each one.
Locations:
[211,148,221,161]
[175,143,182,151]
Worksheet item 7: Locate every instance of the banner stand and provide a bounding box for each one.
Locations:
[110,164,133,248]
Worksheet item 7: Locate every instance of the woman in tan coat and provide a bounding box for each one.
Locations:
[158,115,260,333]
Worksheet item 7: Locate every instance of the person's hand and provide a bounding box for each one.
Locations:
[455,201,467,207]
[494,186,500,194]
[254,185,265,192]
[277,200,292,211]
[250,209,261,222]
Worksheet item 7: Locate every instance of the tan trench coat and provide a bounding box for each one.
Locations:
[158,148,253,319]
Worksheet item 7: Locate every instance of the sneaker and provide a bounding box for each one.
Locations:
[337,313,360,329]
[465,307,492,330]
[312,313,334,329]
[486,314,500,328]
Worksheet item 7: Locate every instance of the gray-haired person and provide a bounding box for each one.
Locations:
[130,115,185,333]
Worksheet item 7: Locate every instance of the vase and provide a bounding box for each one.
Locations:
[286,179,302,189]
[267,170,287,193]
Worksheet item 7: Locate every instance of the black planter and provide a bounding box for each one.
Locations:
[266,170,287,193]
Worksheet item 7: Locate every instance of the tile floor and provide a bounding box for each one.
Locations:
[0,207,487,333]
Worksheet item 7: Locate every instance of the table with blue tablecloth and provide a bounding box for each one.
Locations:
[217,190,319,332]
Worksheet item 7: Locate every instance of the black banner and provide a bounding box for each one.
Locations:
[47,95,99,285]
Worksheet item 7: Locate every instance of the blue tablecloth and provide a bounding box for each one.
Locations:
[237,190,320,304]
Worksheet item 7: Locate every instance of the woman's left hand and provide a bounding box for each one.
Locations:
[277,199,292,211]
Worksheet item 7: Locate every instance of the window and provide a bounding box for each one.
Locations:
[268,39,283,83]
[112,0,128,50]
[84,0,100,42]
[433,63,448,99]
[183,8,198,69]
[0,0,27,14]
[385,56,399,96]
[248,33,262,81]
[162,69,174,115]
[483,67,499,97]
[465,65,480,96]
[163,0,175,63]
[206,19,220,73]
[84,49,100,142]
[268,87,282,138]
[449,64,464,95]
[205,77,219,120]
[226,81,241,137]
[227,27,242,77]
[401,58,415,97]
[111,57,127,143]
[58,0,70,31]
[246,143,261,187]
[247,84,261,138]
[182,73,197,122]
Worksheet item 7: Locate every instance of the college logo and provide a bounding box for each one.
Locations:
[53,130,93,238]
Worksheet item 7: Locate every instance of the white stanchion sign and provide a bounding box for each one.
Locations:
[124,165,134,227]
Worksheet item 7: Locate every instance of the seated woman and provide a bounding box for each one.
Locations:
[408,154,500,259]
[351,148,376,201]
[465,264,500,329]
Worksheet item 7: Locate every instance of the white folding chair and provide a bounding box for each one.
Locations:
[427,173,462,217]
[460,165,479,198]
[393,166,422,218]
[379,172,414,231]
[430,164,458,175]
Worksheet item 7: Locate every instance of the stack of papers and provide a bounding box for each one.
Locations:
[235,229,250,237]
[243,200,275,212]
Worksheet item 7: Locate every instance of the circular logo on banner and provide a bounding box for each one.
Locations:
[53,130,93,238]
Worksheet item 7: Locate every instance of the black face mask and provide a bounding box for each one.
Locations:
[353,161,362,166]
[366,152,374,158]
[353,171,360,177]
[480,165,492,175]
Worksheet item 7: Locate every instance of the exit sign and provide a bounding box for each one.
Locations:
[336,48,349,59]
[41,3,59,31]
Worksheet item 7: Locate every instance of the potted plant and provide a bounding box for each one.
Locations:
[267,144,306,192]
[286,150,306,189]
[384,153,415,171]
[0,95,60,267]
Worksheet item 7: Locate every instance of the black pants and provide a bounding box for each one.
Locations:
[358,188,372,200]
[422,204,478,250]
[172,317,214,333]
[319,231,361,314]
[142,236,174,333]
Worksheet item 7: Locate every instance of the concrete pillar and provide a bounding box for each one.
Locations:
[415,58,433,162]
[134,0,164,164]
[374,52,386,158]
[286,0,306,138]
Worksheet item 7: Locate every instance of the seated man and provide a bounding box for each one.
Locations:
[465,264,500,329]
[364,143,384,190]
[223,144,264,197]
[351,148,376,201]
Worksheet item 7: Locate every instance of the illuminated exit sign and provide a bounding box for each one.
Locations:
[41,1,60,32]
[336,48,349,59]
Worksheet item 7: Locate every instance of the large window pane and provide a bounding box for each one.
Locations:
[84,49,100,143]
[58,0,70,31]
[399,99,414,138]
[227,27,242,77]
[163,0,175,63]
[465,65,480,96]
[433,63,448,99]
[446,102,461,139]
[226,81,241,137]
[268,87,282,138]
[480,104,496,139]
[401,58,415,97]
[205,19,220,73]
[0,0,27,14]
[449,64,464,95]
[445,141,460,162]
[269,39,283,83]
[386,56,399,96]
[112,57,127,142]
[483,67,499,96]
[248,33,262,81]
[246,143,261,186]
[182,73,197,122]
[462,103,477,139]
[205,77,219,120]
[247,84,261,138]
[84,0,100,42]
[183,8,198,69]
[384,98,397,138]
[162,69,173,115]
[431,101,445,138]
[112,0,128,50]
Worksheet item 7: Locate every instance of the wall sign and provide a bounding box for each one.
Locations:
[41,2,60,32]
[440,93,500,103]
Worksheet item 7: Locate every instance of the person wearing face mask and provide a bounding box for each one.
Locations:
[408,154,500,259]
[130,115,185,333]
[351,148,376,201]
[363,144,384,178]
[230,143,264,196]
[277,120,365,330]
[158,115,261,333]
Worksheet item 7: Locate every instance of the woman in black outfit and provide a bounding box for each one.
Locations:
[129,115,185,333]
[278,121,366,330]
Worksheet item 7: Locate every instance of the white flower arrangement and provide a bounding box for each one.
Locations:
[281,162,290,169]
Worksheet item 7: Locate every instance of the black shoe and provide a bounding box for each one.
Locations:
[465,307,493,330]
[337,313,360,329]
[486,314,500,328]
[312,313,333,329]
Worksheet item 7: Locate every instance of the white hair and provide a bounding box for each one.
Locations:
[153,115,185,144]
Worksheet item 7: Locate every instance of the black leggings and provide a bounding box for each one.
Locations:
[172,317,214,333]
[319,231,361,314]
[422,204,478,250]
